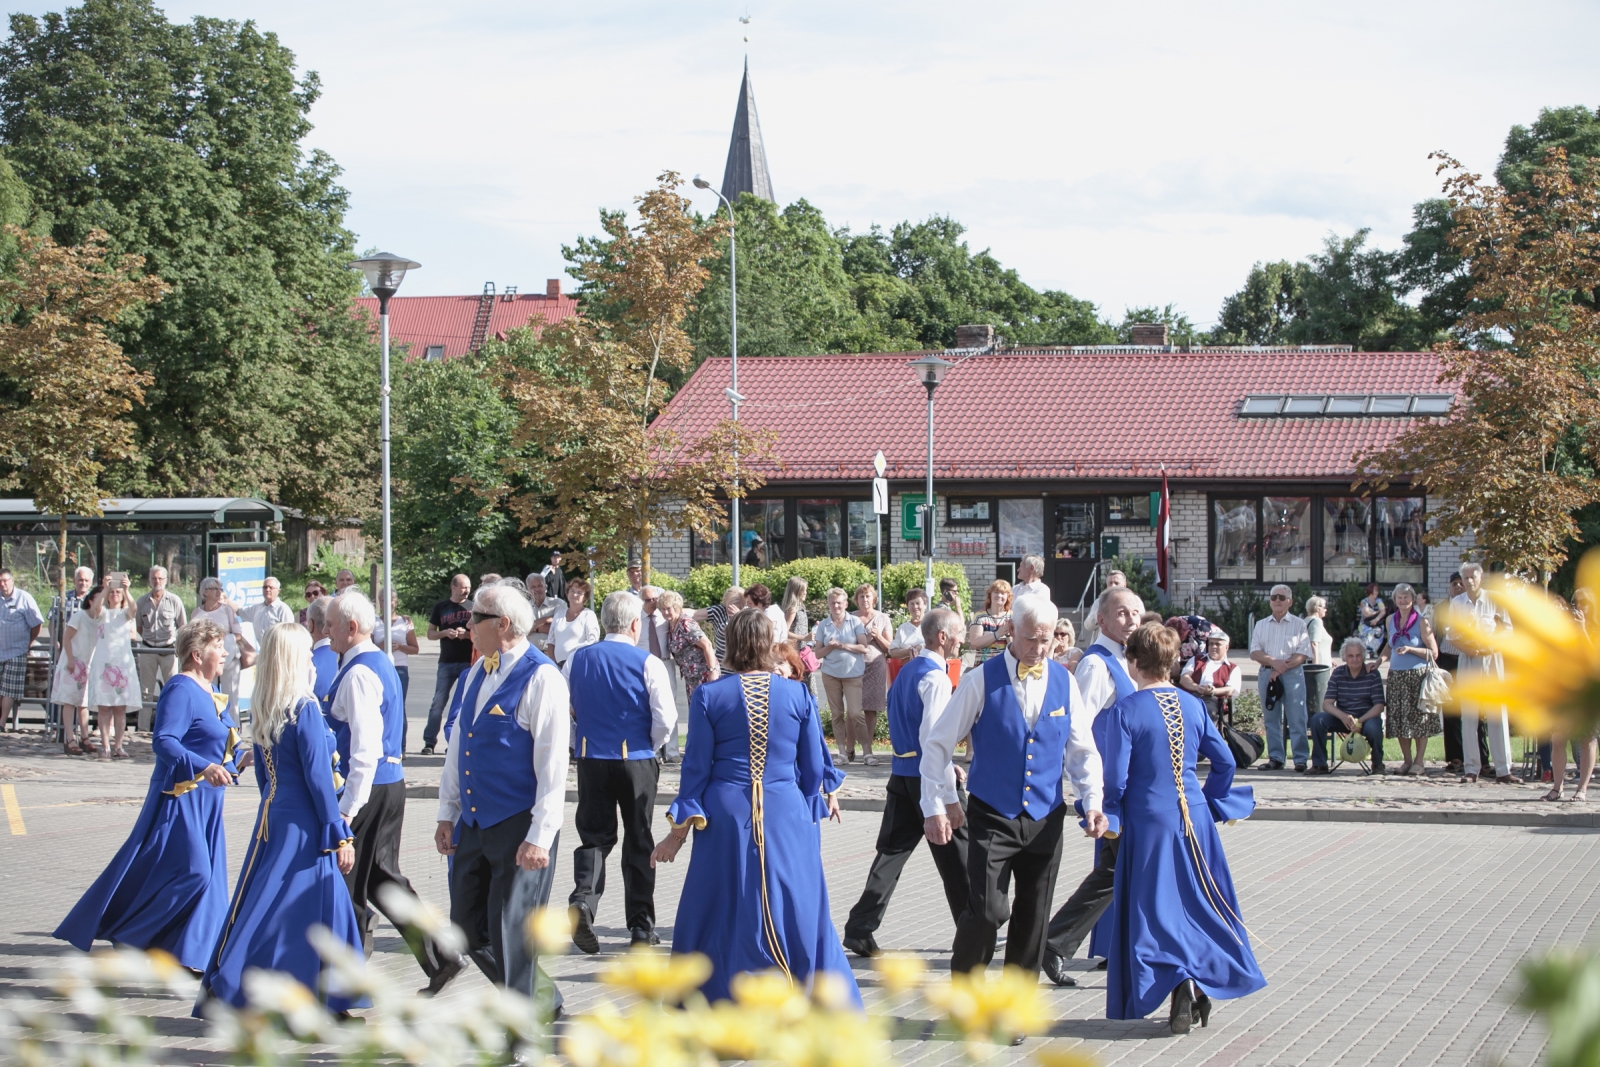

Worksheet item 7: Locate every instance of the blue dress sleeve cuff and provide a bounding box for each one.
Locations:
[665,799,707,831]
[1207,783,1255,823]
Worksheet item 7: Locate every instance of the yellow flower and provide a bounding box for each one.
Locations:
[730,969,808,1019]
[767,1009,889,1067]
[525,906,572,956]
[683,1000,767,1061]
[563,1002,693,1067]
[1034,1050,1099,1067]
[1441,556,1600,738]
[872,953,926,995]
[600,947,712,1004]
[925,966,1049,1044]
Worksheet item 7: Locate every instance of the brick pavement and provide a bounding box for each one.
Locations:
[3,731,1595,1067]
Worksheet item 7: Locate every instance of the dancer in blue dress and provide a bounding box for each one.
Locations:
[1101,623,1265,1033]
[199,623,365,1015]
[55,619,249,970]
[651,610,857,1005]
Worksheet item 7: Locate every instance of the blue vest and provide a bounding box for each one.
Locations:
[966,654,1077,820]
[326,649,407,786]
[888,654,943,778]
[455,646,549,829]
[568,639,656,760]
[311,643,338,703]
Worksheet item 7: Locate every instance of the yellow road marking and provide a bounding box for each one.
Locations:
[2,783,25,835]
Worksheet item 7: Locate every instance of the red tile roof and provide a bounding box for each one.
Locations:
[651,350,1453,483]
[355,290,579,360]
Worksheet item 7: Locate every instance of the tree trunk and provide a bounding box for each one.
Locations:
[640,518,653,586]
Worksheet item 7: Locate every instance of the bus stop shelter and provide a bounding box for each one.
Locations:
[0,497,284,737]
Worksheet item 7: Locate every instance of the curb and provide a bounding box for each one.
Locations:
[403,785,1600,828]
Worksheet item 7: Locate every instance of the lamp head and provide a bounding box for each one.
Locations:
[349,253,421,301]
[692,175,712,190]
[909,353,954,389]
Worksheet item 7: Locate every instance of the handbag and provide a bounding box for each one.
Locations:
[1338,731,1371,763]
[1418,653,1452,716]
[798,644,821,674]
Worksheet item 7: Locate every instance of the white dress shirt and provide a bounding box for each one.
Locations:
[243,599,295,637]
[919,648,1102,817]
[435,638,572,848]
[1075,635,1129,724]
[326,638,387,821]
[912,648,958,798]
[564,633,678,751]
[1250,612,1311,663]
[1448,591,1511,671]
[635,610,676,677]
[1013,580,1051,602]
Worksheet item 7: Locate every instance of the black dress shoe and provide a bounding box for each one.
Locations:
[570,903,600,955]
[420,745,435,756]
[1266,759,1285,770]
[419,954,466,997]
[1195,991,1213,1028]
[1095,958,1107,970]
[1294,763,1309,772]
[630,929,661,947]
[842,934,880,958]
[1041,951,1077,987]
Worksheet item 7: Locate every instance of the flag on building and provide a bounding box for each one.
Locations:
[1157,472,1172,594]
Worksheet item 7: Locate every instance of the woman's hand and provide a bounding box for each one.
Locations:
[335,841,355,874]
[234,749,254,772]
[200,763,232,787]
[650,831,688,867]
[826,794,842,823]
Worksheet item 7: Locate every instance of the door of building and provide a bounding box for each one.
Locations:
[1048,498,1099,610]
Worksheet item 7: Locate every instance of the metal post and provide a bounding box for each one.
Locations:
[924,382,936,596]
[875,513,882,609]
[379,297,394,658]
[723,191,740,587]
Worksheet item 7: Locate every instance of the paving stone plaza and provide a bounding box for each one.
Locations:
[2,658,1597,1066]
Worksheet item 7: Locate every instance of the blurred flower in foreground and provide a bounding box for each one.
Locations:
[1443,553,1600,738]
[563,1001,693,1067]
[600,947,712,1004]
[1034,1049,1099,1067]
[872,953,926,995]
[377,881,467,956]
[925,965,1048,1047]
[1517,949,1600,1067]
[241,968,335,1040]
[525,906,572,956]
[731,969,810,1020]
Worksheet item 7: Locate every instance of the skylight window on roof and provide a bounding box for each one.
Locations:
[424,344,445,362]
[1240,396,1284,415]
[1369,395,1410,414]
[1238,393,1455,418]
[1410,395,1453,414]
[1282,396,1326,414]
[1324,395,1368,414]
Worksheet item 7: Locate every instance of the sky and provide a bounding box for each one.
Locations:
[18,0,1600,328]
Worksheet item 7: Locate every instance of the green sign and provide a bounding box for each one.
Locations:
[901,493,935,541]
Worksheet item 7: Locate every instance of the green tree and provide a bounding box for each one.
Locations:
[1498,104,1600,193]
[1209,260,1307,345]
[0,0,378,517]
[1116,304,1200,346]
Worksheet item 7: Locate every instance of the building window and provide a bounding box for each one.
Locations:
[997,498,1044,559]
[1237,393,1455,417]
[947,497,993,525]
[691,498,789,567]
[1261,497,1312,583]
[1376,497,1426,583]
[1104,494,1152,526]
[1321,498,1372,583]
[795,499,842,559]
[846,501,881,563]
[424,344,445,361]
[1212,499,1257,581]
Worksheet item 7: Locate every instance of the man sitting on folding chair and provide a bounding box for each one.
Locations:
[1309,638,1387,776]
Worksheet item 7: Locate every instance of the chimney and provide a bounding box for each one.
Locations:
[953,324,994,349]
[546,278,561,299]
[1129,323,1169,347]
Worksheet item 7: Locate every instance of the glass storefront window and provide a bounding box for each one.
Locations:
[1212,499,1257,580]
[742,500,788,567]
[795,499,841,559]
[1321,498,1372,583]
[1376,497,1426,584]
[846,501,880,564]
[1262,497,1311,582]
[1104,494,1151,525]
[998,499,1044,559]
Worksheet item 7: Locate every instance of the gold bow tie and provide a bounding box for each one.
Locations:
[1017,661,1045,681]
[481,651,501,673]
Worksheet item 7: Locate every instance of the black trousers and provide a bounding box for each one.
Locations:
[1044,834,1121,960]
[345,779,450,978]
[450,812,563,1010]
[950,796,1066,975]
[844,775,970,940]
[1437,653,1492,768]
[569,757,659,934]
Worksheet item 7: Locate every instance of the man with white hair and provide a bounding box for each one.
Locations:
[843,606,974,958]
[134,565,186,702]
[524,572,566,657]
[324,590,460,989]
[434,583,571,1007]
[921,593,1106,982]
[1041,584,1143,986]
[1447,562,1520,783]
[563,590,677,953]
[242,577,294,639]
[306,597,338,704]
[1013,555,1051,601]
[1250,583,1312,771]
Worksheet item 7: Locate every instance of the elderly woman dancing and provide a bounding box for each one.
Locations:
[1101,622,1265,1033]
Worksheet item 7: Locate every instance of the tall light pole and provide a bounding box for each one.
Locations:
[691,176,742,586]
[350,253,420,659]
[908,354,953,596]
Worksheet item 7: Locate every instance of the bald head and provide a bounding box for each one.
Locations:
[1098,586,1145,646]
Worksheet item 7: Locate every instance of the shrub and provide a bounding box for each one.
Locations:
[880,561,971,617]
[1327,580,1367,644]
[1214,587,1269,648]
[1105,554,1160,608]
[769,558,874,601]
[589,567,682,603]
[679,564,736,609]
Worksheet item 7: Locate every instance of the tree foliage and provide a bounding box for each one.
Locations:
[1356,149,1600,579]
[501,173,777,581]
[0,0,378,517]
[0,226,166,593]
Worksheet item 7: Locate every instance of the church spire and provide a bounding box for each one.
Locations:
[720,57,774,203]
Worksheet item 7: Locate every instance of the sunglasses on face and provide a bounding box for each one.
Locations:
[470,611,502,624]
[1269,595,1290,601]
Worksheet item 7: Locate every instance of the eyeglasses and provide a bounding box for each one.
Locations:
[1269,595,1290,601]
[470,611,502,624]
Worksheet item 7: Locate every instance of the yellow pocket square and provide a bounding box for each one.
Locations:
[1048,707,1066,717]
[487,705,507,716]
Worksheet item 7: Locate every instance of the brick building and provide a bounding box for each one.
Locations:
[646,329,1468,612]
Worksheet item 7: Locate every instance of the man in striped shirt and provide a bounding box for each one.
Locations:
[1309,638,1387,775]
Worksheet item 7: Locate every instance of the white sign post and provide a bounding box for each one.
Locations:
[872,451,887,607]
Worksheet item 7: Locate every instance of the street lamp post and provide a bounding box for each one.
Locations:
[349,253,420,659]
[692,176,742,587]
[908,354,953,596]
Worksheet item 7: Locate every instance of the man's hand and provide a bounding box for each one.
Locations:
[434,820,456,856]
[516,843,549,871]
[1083,810,1109,838]
[335,841,355,875]
[945,801,965,832]
[924,814,953,846]
[953,764,967,786]
[200,763,232,787]
[1337,711,1358,732]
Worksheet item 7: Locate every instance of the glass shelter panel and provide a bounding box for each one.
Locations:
[1321,498,1372,583]
[1262,497,1312,583]
[846,501,880,564]
[1376,498,1426,584]
[1212,499,1257,580]
[795,500,842,559]
[0,532,97,604]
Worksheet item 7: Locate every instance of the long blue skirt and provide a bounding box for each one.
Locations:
[1106,807,1265,1020]
[54,782,230,971]
[672,776,861,1005]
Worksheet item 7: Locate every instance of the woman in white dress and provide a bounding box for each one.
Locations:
[86,581,141,760]
[52,584,102,755]
[190,577,253,720]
